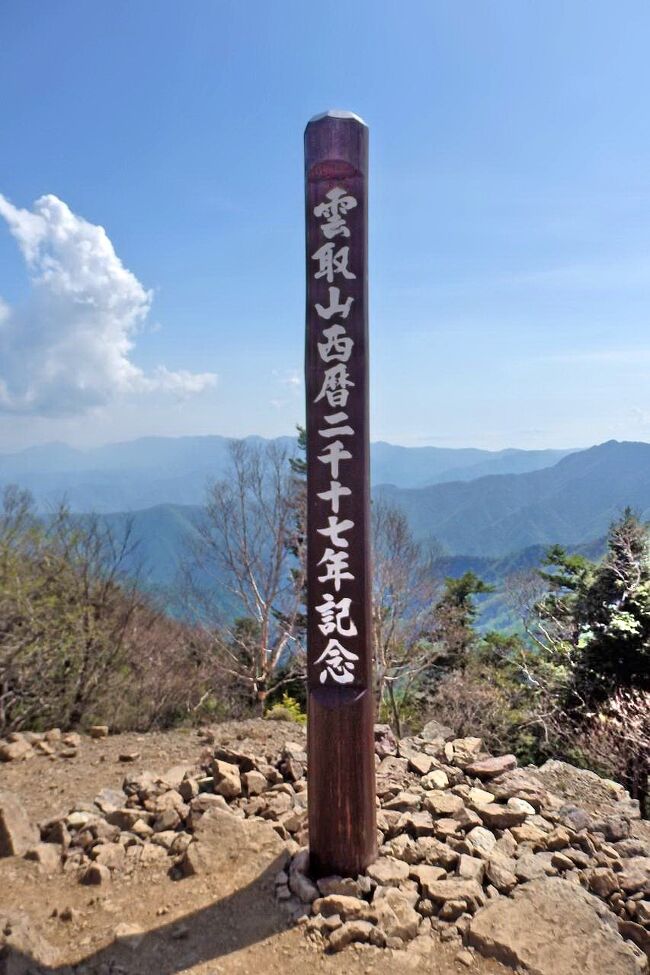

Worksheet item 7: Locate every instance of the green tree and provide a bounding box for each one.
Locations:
[432,571,494,670]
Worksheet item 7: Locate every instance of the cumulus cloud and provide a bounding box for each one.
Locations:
[0,193,217,416]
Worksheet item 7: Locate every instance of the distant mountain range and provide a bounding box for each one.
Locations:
[2,436,648,627]
[0,435,574,512]
[376,440,650,556]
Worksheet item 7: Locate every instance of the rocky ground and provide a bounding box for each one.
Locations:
[0,719,649,975]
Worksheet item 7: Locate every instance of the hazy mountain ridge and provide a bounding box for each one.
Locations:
[0,435,575,512]
[376,440,650,556]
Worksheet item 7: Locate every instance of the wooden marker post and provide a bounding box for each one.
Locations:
[304,110,376,878]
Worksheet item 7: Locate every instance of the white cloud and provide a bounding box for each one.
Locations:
[0,193,217,416]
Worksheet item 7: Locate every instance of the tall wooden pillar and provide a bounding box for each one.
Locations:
[304,110,376,878]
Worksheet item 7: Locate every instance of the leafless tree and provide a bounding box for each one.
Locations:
[188,440,305,708]
[372,499,441,736]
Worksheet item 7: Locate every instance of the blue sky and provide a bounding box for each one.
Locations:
[1,1,650,451]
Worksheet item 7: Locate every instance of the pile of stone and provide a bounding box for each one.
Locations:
[275,723,649,962]
[0,726,109,762]
[15,737,310,886]
[1,720,648,969]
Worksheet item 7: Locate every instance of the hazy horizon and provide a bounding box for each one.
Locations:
[2,2,650,454]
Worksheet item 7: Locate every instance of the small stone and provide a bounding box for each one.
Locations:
[510,822,549,846]
[515,852,553,883]
[478,803,527,830]
[449,738,484,767]
[178,778,199,802]
[24,843,60,873]
[242,770,268,796]
[317,875,365,898]
[434,818,462,840]
[81,863,111,885]
[407,751,434,777]
[187,793,228,828]
[367,856,410,887]
[424,791,465,817]
[211,760,242,800]
[383,791,421,812]
[373,886,420,940]
[415,836,459,869]
[465,755,517,779]
[313,895,375,922]
[507,797,535,817]
[118,752,140,763]
[545,826,572,850]
[442,900,468,921]
[0,739,34,762]
[89,726,109,739]
[453,806,483,831]
[34,741,56,756]
[105,808,142,830]
[466,827,497,858]
[467,787,495,808]
[327,920,374,951]
[289,870,319,903]
[458,854,485,883]
[0,789,39,856]
[91,844,126,870]
[94,788,127,815]
[425,879,485,913]
[410,863,447,892]
[422,769,450,790]
[375,723,399,758]
[551,852,574,871]
[485,857,518,894]
[421,719,455,743]
[588,868,620,899]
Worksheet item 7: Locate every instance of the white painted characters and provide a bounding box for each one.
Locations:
[312,243,356,283]
[313,187,358,239]
[316,594,358,637]
[314,639,359,684]
[312,185,360,685]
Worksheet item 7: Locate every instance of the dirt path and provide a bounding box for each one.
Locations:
[0,725,512,974]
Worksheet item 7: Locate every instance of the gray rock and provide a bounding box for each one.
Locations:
[467,826,497,858]
[80,862,111,885]
[24,843,61,873]
[327,919,374,951]
[470,878,647,975]
[0,738,34,762]
[367,856,410,887]
[242,770,268,796]
[424,790,465,817]
[313,894,376,921]
[478,803,528,830]
[373,886,420,940]
[424,878,486,913]
[421,719,455,743]
[374,723,398,758]
[211,759,242,799]
[0,789,39,857]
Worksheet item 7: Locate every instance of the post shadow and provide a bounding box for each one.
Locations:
[3,854,289,975]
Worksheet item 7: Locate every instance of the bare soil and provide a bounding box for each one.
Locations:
[1,724,512,975]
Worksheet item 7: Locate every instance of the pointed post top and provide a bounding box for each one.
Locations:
[307,109,367,126]
[305,110,368,178]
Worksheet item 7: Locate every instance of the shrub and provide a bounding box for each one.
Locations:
[264,693,306,725]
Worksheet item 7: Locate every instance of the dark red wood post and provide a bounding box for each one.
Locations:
[304,110,377,878]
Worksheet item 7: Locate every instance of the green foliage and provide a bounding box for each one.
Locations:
[534,509,650,706]
[264,693,306,725]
